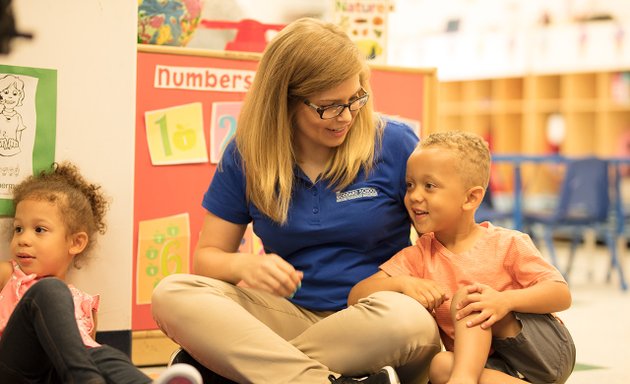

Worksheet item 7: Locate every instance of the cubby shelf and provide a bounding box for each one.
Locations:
[434,71,630,195]
[436,71,630,155]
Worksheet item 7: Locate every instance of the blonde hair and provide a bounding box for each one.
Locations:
[235,17,382,224]
[12,162,109,267]
[420,131,491,190]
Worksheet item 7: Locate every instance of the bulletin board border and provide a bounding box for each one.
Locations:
[138,44,262,61]
[137,44,437,137]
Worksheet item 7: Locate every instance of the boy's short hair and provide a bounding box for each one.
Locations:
[419,130,491,189]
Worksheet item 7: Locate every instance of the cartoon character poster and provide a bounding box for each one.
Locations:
[331,0,394,64]
[0,65,57,215]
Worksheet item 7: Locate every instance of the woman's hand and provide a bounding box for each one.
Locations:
[399,276,449,312]
[194,212,303,295]
[454,283,510,329]
[240,253,303,298]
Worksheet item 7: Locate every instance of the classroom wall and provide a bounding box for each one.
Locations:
[0,0,137,331]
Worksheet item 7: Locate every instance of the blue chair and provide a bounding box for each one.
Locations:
[608,162,629,290]
[475,186,512,224]
[522,158,626,290]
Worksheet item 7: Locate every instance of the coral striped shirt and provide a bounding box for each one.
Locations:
[380,222,566,352]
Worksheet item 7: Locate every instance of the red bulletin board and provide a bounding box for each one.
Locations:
[133,44,437,330]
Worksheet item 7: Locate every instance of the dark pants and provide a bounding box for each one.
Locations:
[0,278,151,384]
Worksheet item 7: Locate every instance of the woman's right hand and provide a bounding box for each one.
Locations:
[240,253,303,297]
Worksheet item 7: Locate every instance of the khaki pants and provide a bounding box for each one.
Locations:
[152,274,441,384]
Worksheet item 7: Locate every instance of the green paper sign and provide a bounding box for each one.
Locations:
[0,64,57,216]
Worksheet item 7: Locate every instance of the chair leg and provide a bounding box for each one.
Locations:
[543,228,562,278]
[565,231,580,279]
[606,235,614,283]
[607,232,628,291]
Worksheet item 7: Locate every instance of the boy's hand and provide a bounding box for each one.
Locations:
[400,277,449,311]
[455,283,510,329]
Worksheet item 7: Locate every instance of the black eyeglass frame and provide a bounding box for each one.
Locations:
[303,88,370,120]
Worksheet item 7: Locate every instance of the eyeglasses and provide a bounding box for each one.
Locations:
[303,89,370,120]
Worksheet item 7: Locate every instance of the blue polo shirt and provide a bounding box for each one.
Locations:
[202,119,418,311]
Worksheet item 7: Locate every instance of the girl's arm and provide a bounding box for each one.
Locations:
[0,261,14,291]
[348,270,448,311]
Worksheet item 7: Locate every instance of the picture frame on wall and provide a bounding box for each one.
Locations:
[331,0,394,64]
[0,64,57,216]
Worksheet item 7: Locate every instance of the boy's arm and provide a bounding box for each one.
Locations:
[348,270,397,306]
[456,280,571,329]
[348,270,448,311]
[502,280,571,313]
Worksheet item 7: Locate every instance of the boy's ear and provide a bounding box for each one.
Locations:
[69,232,89,256]
[463,186,485,211]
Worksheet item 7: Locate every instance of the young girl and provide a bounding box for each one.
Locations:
[0,162,201,384]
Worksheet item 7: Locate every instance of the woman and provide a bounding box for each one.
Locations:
[152,17,440,384]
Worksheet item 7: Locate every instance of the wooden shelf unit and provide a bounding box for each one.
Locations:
[435,71,630,194]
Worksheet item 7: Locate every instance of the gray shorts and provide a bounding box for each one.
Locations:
[485,312,576,383]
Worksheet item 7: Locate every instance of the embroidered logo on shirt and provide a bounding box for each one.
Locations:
[336,187,378,202]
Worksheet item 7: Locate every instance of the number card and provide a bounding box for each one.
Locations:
[238,223,254,253]
[145,102,208,165]
[252,232,266,255]
[237,223,266,255]
[136,213,190,304]
[210,101,243,164]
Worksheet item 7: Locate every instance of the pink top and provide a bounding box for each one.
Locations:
[380,222,565,352]
[0,261,100,348]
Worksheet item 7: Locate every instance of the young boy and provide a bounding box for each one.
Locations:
[349,131,576,384]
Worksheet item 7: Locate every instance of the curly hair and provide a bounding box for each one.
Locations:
[11,161,109,267]
[420,131,491,190]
